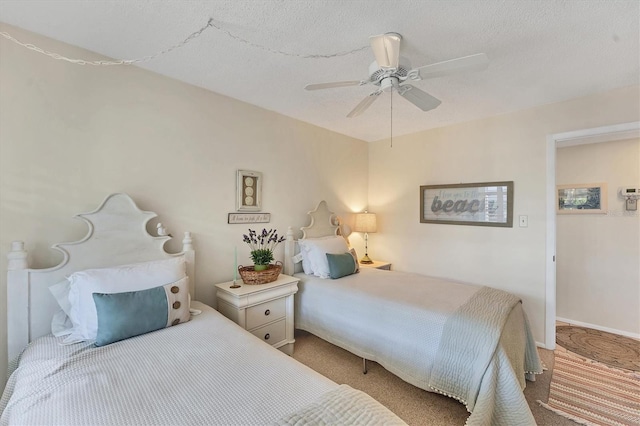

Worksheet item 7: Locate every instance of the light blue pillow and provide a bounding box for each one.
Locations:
[326,250,359,279]
[92,276,190,347]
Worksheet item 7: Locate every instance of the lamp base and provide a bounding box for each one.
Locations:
[360,253,373,264]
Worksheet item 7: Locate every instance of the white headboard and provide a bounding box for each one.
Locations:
[283,200,345,276]
[6,193,195,360]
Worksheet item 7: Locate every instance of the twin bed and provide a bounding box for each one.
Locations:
[1,194,405,425]
[283,201,542,426]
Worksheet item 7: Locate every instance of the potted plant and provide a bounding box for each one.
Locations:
[242,228,285,271]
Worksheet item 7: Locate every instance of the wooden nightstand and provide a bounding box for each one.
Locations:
[215,274,299,355]
[359,260,391,270]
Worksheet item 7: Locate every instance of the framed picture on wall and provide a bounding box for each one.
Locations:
[237,170,262,211]
[420,181,514,227]
[557,182,607,214]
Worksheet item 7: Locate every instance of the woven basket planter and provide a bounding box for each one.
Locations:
[238,261,282,285]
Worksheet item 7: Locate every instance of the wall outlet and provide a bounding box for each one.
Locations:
[519,215,528,227]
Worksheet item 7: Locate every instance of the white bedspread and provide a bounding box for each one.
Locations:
[1,301,406,426]
[294,268,542,425]
[275,384,404,425]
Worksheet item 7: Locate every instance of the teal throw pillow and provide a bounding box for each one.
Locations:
[92,276,190,347]
[326,251,359,279]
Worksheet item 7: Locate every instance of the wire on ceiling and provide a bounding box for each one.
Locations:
[0,18,214,66]
[0,18,369,66]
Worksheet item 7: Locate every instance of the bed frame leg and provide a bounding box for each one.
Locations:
[362,358,368,374]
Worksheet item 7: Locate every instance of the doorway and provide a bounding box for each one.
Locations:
[545,121,640,349]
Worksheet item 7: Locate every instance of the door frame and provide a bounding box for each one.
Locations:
[545,121,640,349]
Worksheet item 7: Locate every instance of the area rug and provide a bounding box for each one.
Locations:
[556,326,640,371]
[539,350,640,426]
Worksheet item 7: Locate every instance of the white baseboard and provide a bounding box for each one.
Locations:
[556,316,640,340]
[535,341,548,349]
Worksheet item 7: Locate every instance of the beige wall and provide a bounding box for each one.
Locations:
[368,86,640,345]
[0,24,369,389]
[556,139,640,335]
[2,22,640,391]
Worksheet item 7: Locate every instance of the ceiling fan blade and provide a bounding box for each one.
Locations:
[304,81,365,90]
[347,91,382,118]
[369,32,402,69]
[415,53,489,79]
[397,85,441,111]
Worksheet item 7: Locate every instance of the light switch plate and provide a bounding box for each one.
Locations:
[519,215,528,227]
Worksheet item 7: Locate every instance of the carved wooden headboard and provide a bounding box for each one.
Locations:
[6,193,195,360]
[283,200,348,276]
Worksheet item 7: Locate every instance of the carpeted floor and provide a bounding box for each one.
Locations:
[292,330,575,426]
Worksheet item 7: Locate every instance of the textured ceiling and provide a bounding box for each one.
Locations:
[1,0,638,142]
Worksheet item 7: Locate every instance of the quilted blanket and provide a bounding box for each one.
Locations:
[274,384,407,425]
[429,286,542,425]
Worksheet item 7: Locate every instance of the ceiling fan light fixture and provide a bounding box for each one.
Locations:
[370,32,402,69]
[379,76,399,92]
[303,32,488,120]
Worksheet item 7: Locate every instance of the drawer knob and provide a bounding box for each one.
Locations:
[264,333,270,340]
[264,309,271,316]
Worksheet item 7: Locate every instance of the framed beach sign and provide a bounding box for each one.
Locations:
[420,181,514,227]
[556,182,607,214]
[237,170,262,211]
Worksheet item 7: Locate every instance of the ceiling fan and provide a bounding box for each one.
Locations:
[304,32,489,118]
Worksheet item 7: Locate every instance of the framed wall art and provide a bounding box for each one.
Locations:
[557,182,607,214]
[420,181,514,227]
[228,213,271,224]
[237,170,262,211]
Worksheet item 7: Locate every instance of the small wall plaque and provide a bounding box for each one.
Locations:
[228,213,271,224]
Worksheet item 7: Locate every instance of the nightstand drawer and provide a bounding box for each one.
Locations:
[246,298,286,329]
[250,319,286,345]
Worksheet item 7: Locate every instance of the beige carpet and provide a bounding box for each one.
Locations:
[292,330,575,426]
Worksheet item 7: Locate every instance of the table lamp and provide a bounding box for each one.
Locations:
[354,211,377,264]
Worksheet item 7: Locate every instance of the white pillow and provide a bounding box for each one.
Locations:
[299,236,349,279]
[301,254,314,275]
[63,256,186,343]
[298,236,337,275]
[50,278,73,336]
[297,240,315,275]
[298,235,343,275]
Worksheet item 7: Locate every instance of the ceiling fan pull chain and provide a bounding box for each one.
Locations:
[390,89,393,148]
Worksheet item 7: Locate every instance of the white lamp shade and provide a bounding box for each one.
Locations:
[354,212,377,233]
